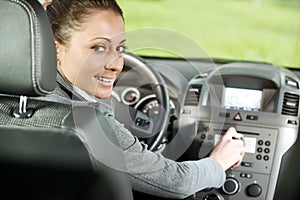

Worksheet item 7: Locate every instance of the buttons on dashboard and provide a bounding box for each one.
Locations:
[200,134,206,140]
[256,139,271,161]
[246,115,258,120]
[219,112,259,121]
[219,112,230,118]
[182,109,191,114]
[287,119,298,125]
[233,112,242,121]
[263,155,269,161]
[199,127,213,143]
[256,155,262,160]
[240,173,252,179]
[207,134,214,140]
[135,118,150,128]
[241,162,253,167]
[264,148,270,153]
[257,147,263,153]
[198,127,215,158]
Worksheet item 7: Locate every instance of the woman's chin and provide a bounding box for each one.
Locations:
[95,90,112,99]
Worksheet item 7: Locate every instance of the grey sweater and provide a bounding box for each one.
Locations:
[45,73,226,199]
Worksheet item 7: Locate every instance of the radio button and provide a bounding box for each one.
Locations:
[241,162,253,167]
[264,148,270,153]
[246,115,258,120]
[257,147,263,153]
[207,134,213,140]
[200,134,206,140]
[240,173,253,179]
[256,155,262,160]
[219,112,230,118]
[246,174,253,178]
[263,155,269,161]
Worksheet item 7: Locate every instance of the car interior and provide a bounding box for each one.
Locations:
[1,0,300,200]
[0,0,132,199]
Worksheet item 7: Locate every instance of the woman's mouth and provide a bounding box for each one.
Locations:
[94,76,114,86]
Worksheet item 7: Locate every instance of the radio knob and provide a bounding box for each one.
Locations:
[246,183,262,197]
[222,178,239,195]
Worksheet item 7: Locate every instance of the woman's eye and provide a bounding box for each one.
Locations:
[117,46,126,53]
[93,45,106,53]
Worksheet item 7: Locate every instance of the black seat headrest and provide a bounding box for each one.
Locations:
[0,0,57,96]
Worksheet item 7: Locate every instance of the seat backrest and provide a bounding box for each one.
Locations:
[0,1,132,199]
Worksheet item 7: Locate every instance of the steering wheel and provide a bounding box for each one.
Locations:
[113,52,170,151]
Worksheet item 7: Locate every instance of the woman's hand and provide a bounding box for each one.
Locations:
[209,127,245,171]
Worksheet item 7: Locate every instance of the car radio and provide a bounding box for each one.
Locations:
[180,62,300,200]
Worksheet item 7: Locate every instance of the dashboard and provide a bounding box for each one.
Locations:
[113,56,300,200]
[178,62,300,200]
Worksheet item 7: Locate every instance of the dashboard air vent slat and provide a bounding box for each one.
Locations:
[184,84,202,106]
[281,92,299,116]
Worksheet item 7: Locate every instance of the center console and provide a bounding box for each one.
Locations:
[180,62,300,200]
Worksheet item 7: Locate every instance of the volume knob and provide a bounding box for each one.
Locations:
[222,178,239,195]
[246,183,262,197]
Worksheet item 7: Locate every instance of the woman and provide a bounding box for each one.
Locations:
[43,0,245,199]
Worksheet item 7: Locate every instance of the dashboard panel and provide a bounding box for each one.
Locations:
[143,57,300,200]
[114,56,300,200]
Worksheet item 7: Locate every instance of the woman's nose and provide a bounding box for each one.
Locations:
[105,55,124,72]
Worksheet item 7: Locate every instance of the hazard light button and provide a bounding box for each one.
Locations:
[233,113,242,121]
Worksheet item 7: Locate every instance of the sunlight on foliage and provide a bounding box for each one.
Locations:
[118,0,300,68]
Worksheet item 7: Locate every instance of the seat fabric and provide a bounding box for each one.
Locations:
[0,1,133,199]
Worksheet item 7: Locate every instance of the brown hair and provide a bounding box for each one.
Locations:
[43,0,124,45]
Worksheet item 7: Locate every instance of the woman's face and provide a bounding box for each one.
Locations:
[57,11,125,99]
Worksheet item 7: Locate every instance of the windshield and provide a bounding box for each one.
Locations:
[119,0,300,68]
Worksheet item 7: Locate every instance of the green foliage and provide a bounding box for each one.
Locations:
[118,0,300,68]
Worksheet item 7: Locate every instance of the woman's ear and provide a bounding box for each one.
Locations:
[42,0,52,10]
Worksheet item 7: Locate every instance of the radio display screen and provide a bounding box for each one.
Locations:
[224,87,262,111]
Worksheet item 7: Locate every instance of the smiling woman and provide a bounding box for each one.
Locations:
[56,11,126,99]
[42,0,126,99]
[17,1,300,200]
[37,0,248,199]
[118,0,300,68]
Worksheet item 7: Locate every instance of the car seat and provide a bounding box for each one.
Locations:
[0,0,133,199]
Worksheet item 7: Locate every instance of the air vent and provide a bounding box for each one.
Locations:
[184,84,202,106]
[281,92,299,116]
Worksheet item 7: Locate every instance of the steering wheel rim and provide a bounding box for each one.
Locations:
[113,52,170,151]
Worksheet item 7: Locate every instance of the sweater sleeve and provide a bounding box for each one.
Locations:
[106,115,226,199]
[48,80,225,198]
